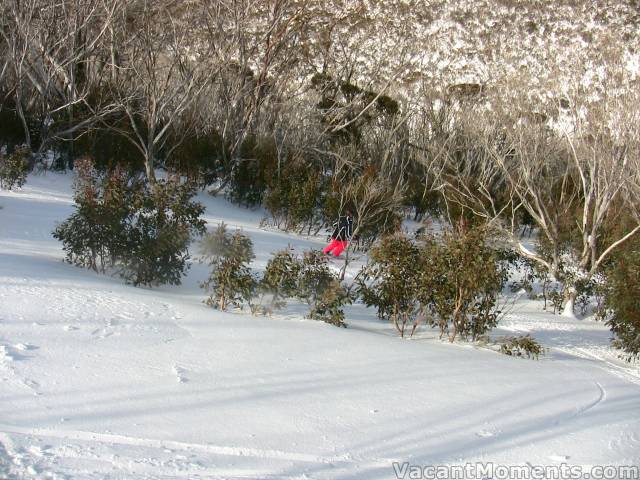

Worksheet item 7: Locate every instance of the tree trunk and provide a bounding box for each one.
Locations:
[392,304,402,336]
[144,154,156,185]
[562,286,578,318]
[15,89,31,149]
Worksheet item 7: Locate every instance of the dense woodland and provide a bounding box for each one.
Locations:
[1,0,640,360]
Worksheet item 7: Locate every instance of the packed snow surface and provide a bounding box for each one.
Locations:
[1,173,639,479]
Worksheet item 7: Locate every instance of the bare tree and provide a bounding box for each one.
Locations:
[1,0,121,152]
[199,0,309,189]
[423,86,640,313]
[486,114,576,279]
[1,0,36,147]
[104,1,213,184]
[559,90,640,306]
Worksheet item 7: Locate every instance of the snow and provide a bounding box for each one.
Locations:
[561,298,578,320]
[1,172,639,479]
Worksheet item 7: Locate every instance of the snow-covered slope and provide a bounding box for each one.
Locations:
[1,173,639,479]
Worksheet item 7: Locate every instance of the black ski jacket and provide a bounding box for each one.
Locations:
[331,215,353,241]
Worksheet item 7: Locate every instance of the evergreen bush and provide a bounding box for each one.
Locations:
[0,107,27,147]
[357,234,423,337]
[200,223,256,310]
[264,160,323,232]
[53,159,129,272]
[420,228,509,342]
[119,180,206,286]
[307,277,351,327]
[499,335,545,359]
[0,146,31,190]
[358,228,509,341]
[227,136,277,207]
[53,158,205,286]
[168,130,226,187]
[297,251,350,327]
[253,248,302,314]
[603,243,640,361]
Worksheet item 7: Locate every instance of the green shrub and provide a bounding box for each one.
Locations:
[53,158,205,286]
[264,160,324,232]
[53,159,129,272]
[0,108,28,146]
[297,250,350,327]
[253,248,302,314]
[307,278,351,327]
[603,245,640,361]
[228,136,277,207]
[119,180,206,286]
[250,248,350,325]
[420,227,509,342]
[548,289,564,314]
[357,234,422,336]
[499,335,545,359]
[0,146,31,190]
[72,115,144,172]
[357,228,509,341]
[168,130,226,187]
[200,223,256,310]
[509,258,535,296]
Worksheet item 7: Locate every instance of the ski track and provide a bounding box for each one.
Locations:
[0,425,395,480]
[500,311,640,386]
[573,382,607,418]
[555,346,640,386]
[0,425,352,464]
[586,382,606,412]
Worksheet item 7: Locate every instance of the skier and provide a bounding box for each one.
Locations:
[323,211,354,257]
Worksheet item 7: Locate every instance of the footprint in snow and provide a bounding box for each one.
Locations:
[476,430,498,438]
[548,455,570,462]
[0,345,14,362]
[23,378,39,389]
[1,344,30,362]
[63,325,78,331]
[172,365,188,383]
[27,445,48,457]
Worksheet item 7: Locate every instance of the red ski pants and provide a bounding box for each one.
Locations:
[323,239,348,257]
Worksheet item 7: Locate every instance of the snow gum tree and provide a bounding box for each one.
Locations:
[105,0,213,185]
[0,0,122,154]
[423,83,640,315]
